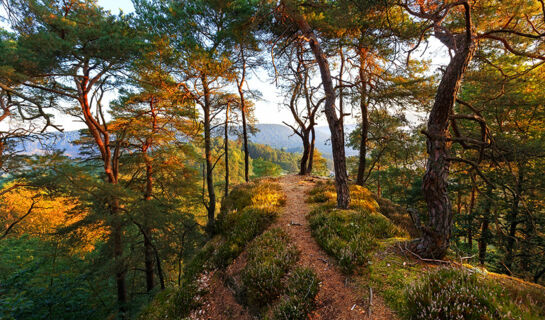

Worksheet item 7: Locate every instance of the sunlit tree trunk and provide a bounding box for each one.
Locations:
[202,74,216,232]
[237,47,250,183]
[287,6,350,207]
[410,11,476,258]
[224,101,230,197]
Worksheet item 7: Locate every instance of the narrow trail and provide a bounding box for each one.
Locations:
[276,175,396,320]
[193,175,397,319]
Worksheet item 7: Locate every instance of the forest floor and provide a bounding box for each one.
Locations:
[191,175,397,320]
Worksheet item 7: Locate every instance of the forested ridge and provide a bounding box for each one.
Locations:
[1,0,545,319]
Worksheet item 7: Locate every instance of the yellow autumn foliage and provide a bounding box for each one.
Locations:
[0,181,106,252]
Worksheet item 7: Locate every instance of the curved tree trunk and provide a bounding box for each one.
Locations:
[289,8,350,208]
[237,47,250,183]
[410,10,476,258]
[307,127,315,173]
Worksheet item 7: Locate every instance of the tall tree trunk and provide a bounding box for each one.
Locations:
[356,76,368,186]
[467,180,477,248]
[307,127,315,173]
[478,184,493,265]
[410,8,476,258]
[79,72,127,317]
[202,74,216,232]
[289,8,350,208]
[505,167,524,274]
[237,47,250,183]
[376,163,381,197]
[142,101,158,293]
[224,102,230,197]
[299,130,310,175]
[143,158,155,292]
[111,199,127,317]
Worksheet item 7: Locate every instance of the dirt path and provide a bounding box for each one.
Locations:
[193,175,397,319]
[275,175,397,320]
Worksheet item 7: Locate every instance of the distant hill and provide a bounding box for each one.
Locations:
[16,124,358,157]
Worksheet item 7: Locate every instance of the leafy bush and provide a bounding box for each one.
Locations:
[242,228,299,308]
[404,268,502,320]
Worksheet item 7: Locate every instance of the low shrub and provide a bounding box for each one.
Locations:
[241,228,299,308]
[404,267,502,320]
[268,267,319,320]
[309,206,404,273]
[138,282,201,320]
[142,181,286,319]
[213,206,278,268]
[221,180,286,213]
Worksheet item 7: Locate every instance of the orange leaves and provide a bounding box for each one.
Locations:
[0,181,106,252]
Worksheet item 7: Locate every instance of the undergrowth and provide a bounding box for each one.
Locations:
[239,228,319,319]
[307,181,406,273]
[403,266,545,320]
[139,180,286,319]
[242,228,299,308]
[307,181,545,319]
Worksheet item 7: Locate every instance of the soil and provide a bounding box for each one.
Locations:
[191,175,398,320]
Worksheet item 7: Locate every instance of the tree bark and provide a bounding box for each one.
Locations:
[307,127,315,173]
[505,166,524,274]
[478,184,493,265]
[237,47,250,183]
[111,199,127,317]
[356,76,368,186]
[77,66,127,316]
[288,6,350,208]
[299,130,310,175]
[142,100,158,293]
[202,74,216,232]
[467,181,477,247]
[409,4,476,258]
[224,102,230,197]
[143,162,154,292]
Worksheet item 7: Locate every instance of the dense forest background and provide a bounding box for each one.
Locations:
[1,0,545,319]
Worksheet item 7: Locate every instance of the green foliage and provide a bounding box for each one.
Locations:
[0,236,113,320]
[269,267,320,320]
[248,142,300,173]
[405,268,501,320]
[142,180,286,319]
[213,206,278,269]
[241,228,299,308]
[138,284,201,320]
[307,182,406,273]
[252,158,283,178]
